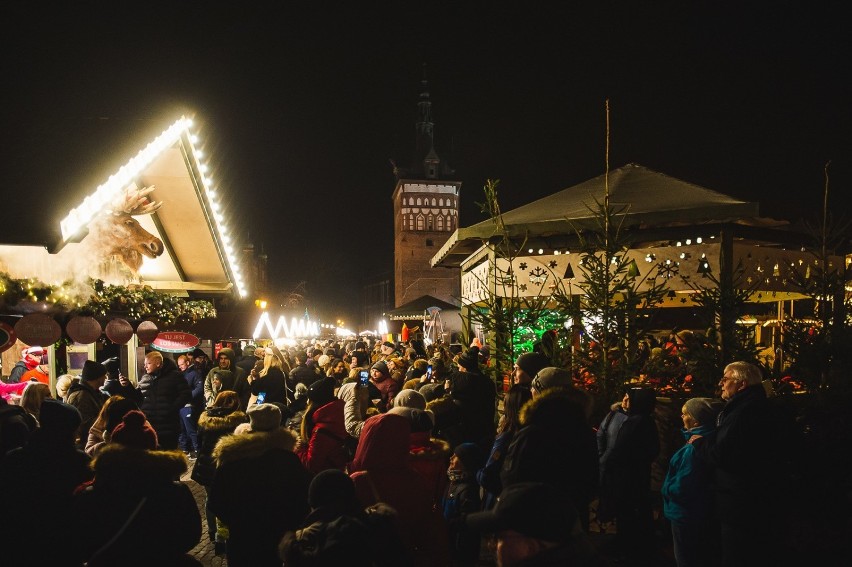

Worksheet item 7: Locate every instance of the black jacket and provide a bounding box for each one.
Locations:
[251,366,288,405]
[501,388,599,525]
[190,407,248,486]
[210,427,311,567]
[135,358,191,446]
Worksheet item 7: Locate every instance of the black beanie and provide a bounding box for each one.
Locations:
[457,347,480,371]
[308,377,336,407]
[454,442,486,472]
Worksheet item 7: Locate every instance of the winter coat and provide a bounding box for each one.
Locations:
[0,400,35,458]
[1,430,93,566]
[7,360,29,383]
[449,369,497,449]
[597,402,628,473]
[71,445,200,566]
[184,365,206,410]
[388,405,452,507]
[602,390,659,517]
[66,380,107,447]
[349,413,449,566]
[250,365,287,405]
[209,427,311,567]
[369,370,399,412]
[338,382,367,438]
[662,424,716,524]
[135,357,191,448]
[501,387,599,528]
[190,406,248,486]
[692,384,783,524]
[297,398,349,474]
[442,475,482,563]
[477,429,514,510]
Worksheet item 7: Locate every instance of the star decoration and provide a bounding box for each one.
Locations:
[518,284,528,292]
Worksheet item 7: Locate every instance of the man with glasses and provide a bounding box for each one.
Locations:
[691,361,785,566]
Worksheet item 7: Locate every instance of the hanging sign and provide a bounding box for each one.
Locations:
[151,331,200,353]
[66,316,103,344]
[136,320,159,345]
[14,314,62,346]
[105,318,134,344]
[0,322,16,354]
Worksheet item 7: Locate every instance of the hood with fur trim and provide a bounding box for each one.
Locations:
[91,444,187,489]
[519,386,592,431]
[197,408,248,433]
[213,426,298,467]
[408,431,451,462]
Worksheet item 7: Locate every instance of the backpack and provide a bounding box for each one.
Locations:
[316,427,359,462]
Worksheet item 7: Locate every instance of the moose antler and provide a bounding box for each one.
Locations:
[109,185,163,216]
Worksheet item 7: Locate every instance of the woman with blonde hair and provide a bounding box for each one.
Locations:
[248,352,287,405]
[20,382,52,425]
[55,374,77,401]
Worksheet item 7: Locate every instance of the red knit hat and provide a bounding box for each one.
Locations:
[110,410,158,450]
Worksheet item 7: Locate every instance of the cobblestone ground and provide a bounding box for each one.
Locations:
[181,470,227,567]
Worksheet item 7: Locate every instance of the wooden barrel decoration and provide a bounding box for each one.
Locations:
[66,315,103,344]
[105,318,134,344]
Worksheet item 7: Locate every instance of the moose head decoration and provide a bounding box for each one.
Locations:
[83,185,165,274]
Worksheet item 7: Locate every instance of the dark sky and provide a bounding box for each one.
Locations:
[2,3,850,325]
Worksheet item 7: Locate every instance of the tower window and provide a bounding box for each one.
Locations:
[427,215,434,231]
[436,215,444,231]
[416,197,422,206]
[432,198,437,206]
[426,239,434,247]
[416,214,425,231]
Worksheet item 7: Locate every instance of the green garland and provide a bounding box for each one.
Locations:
[0,272,216,327]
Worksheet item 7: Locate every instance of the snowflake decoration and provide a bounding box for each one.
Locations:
[519,284,528,292]
[548,260,558,269]
[528,267,548,285]
[656,260,680,279]
[519,262,528,270]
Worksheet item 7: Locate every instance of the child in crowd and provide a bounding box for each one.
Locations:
[442,442,485,565]
[662,396,724,567]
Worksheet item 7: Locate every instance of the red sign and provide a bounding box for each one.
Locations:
[151,331,200,353]
[0,322,15,354]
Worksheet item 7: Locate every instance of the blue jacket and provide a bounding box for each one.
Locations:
[662,424,715,523]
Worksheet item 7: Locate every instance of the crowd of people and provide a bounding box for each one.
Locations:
[0,336,818,566]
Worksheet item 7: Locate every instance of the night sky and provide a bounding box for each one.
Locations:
[2,3,850,325]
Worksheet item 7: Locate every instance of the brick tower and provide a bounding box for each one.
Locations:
[391,74,461,308]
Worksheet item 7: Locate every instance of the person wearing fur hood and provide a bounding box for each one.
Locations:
[71,410,201,566]
[500,371,599,533]
[209,403,311,567]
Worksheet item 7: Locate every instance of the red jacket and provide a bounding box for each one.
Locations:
[297,399,348,474]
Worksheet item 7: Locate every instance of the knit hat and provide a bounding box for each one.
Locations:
[24,346,45,358]
[467,482,580,543]
[371,360,389,377]
[192,348,206,358]
[111,410,158,450]
[393,389,427,410]
[354,341,367,351]
[308,469,358,510]
[515,352,550,378]
[247,403,282,432]
[81,360,108,382]
[104,398,140,435]
[454,442,486,472]
[317,354,331,368]
[456,347,480,371]
[683,397,724,426]
[243,344,257,357]
[531,367,573,391]
[38,399,81,434]
[101,357,120,379]
[308,377,337,407]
